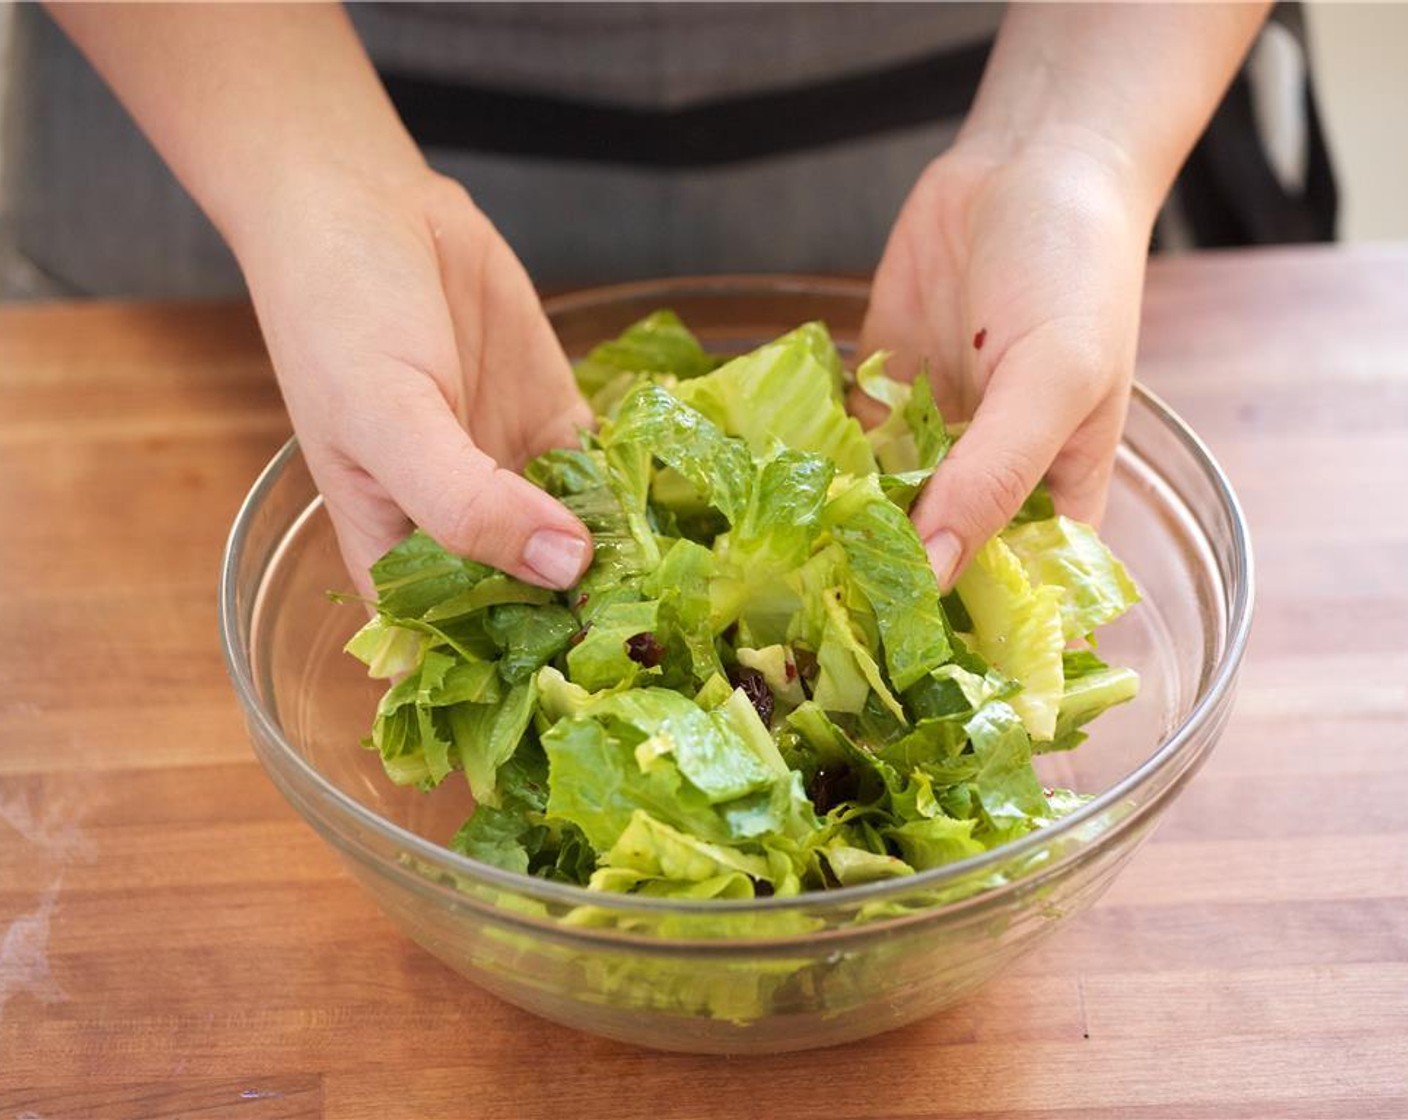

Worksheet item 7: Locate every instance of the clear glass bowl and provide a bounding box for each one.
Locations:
[220,276,1253,1053]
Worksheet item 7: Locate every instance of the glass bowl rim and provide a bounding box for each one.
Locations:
[219,275,1255,918]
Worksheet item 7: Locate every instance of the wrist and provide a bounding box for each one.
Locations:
[226,152,436,290]
[959,3,1271,232]
[218,144,428,269]
[947,123,1161,239]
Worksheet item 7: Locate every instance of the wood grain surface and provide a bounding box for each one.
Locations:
[2,246,1406,1119]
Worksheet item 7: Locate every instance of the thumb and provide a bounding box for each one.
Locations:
[352,375,593,590]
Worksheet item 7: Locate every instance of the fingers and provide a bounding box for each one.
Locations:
[346,373,593,590]
[910,334,1120,589]
[247,173,597,597]
[320,466,416,601]
[1044,397,1127,530]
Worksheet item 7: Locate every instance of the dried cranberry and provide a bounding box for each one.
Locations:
[625,632,665,668]
[807,764,855,815]
[728,665,774,725]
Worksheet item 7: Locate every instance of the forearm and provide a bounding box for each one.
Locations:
[46,3,424,262]
[960,1,1272,220]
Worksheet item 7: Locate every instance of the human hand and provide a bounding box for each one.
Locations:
[860,136,1152,588]
[237,169,595,596]
[50,0,1263,600]
[43,5,593,593]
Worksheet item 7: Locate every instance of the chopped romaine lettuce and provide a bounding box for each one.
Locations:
[954,535,1067,741]
[345,312,1141,909]
[673,323,876,477]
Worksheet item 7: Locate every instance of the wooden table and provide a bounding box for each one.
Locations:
[2,245,1406,1119]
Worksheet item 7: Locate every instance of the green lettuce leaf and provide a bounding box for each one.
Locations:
[710,448,834,642]
[368,530,492,621]
[366,649,458,787]
[813,584,904,721]
[543,716,730,851]
[1002,515,1141,641]
[856,353,950,476]
[674,323,876,477]
[1046,648,1140,752]
[450,740,594,881]
[349,310,1143,919]
[450,802,536,875]
[422,574,555,625]
[823,473,952,692]
[344,616,423,679]
[446,678,539,806]
[573,310,720,400]
[1010,482,1056,524]
[966,700,1052,830]
[817,840,914,885]
[604,381,754,525]
[955,535,1066,741]
[885,815,984,870]
[565,599,661,692]
[620,694,775,805]
[485,603,579,685]
[642,538,726,688]
[600,811,771,883]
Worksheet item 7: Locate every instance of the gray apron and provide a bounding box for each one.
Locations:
[0,3,1001,299]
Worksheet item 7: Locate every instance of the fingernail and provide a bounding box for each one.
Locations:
[924,531,963,591]
[524,530,589,589]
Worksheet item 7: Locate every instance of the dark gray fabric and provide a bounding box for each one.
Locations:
[1,4,244,298]
[428,119,959,287]
[348,3,1000,108]
[0,3,1341,302]
[0,3,996,299]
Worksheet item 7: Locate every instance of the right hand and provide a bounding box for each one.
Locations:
[860,137,1150,589]
[236,168,595,596]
